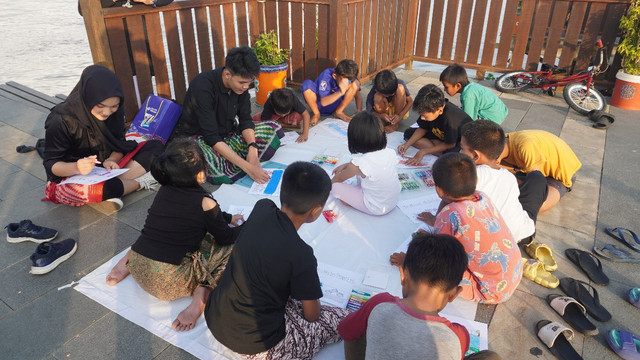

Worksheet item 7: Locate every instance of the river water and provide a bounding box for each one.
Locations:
[1,0,93,96]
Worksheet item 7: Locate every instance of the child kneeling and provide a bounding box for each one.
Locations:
[393,153,523,304]
[340,233,471,359]
[105,138,244,331]
[331,112,401,215]
[205,161,348,359]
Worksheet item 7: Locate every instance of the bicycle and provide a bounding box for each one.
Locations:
[495,40,608,115]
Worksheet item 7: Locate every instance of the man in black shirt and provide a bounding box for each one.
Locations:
[205,162,348,358]
[172,46,283,185]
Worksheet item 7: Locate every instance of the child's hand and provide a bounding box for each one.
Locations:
[103,159,120,170]
[405,153,424,166]
[388,114,400,125]
[230,214,245,227]
[417,211,436,226]
[76,156,98,175]
[397,143,409,156]
[332,163,349,176]
[296,133,309,143]
[247,164,270,184]
[389,252,406,267]
[338,78,350,95]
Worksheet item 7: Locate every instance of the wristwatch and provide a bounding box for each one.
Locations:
[248,142,259,150]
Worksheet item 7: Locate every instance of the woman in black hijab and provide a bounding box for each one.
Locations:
[43,65,163,210]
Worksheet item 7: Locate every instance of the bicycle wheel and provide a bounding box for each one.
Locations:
[495,71,534,93]
[563,82,606,115]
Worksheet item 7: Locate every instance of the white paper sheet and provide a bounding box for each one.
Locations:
[248,169,283,196]
[317,262,362,308]
[60,167,129,185]
[396,193,441,224]
[362,269,389,290]
[280,131,300,145]
[392,224,434,255]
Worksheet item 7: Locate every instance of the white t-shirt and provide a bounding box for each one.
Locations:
[351,148,401,215]
[476,165,535,240]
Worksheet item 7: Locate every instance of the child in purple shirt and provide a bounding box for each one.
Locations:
[301,59,362,125]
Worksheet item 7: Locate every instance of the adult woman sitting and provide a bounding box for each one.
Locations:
[43,65,164,210]
[171,46,283,185]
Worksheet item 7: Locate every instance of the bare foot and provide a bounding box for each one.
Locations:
[334,112,352,122]
[106,251,130,286]
[172,286,211,332]
[384,123,399,133]
[310,113,321,126]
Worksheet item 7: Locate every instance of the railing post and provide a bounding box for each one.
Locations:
[328,0,345,64]
[79,0,114,71]
[404,0,420,71]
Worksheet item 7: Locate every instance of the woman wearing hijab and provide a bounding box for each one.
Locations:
[43,65,164,210]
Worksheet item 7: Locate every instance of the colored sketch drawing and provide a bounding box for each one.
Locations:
[60,167,129,185]
[248,169,284,196]
[441,313,489,356]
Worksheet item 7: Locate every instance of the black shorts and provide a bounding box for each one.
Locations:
[546,175,576,198]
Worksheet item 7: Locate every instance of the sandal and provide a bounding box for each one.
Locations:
[594,244,640,263]
[526,242,558,271]
[524,259,559,288]
[547,294,598,336]
[629,288,640,309]
[536,320,583,360]
[565,248,609,285]
[606,329,640,360]
[559,277,612,322]
[605,227,640,252]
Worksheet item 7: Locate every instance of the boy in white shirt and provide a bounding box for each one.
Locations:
[459,120,544,244]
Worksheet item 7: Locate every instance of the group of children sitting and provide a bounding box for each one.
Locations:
[104,54,581,359]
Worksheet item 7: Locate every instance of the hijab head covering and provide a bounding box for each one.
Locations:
[46,65,137,161]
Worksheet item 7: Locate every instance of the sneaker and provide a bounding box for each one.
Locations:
[5,220,58,244]
[105,197,124,211]
[135,171,159,191]
[30,239,77,275]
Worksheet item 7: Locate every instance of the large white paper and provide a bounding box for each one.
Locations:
[280,131,300,145]
[60,167,129,185]
[392,224,434,255]
[396,193,441,224]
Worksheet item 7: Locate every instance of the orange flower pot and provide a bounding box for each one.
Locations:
[611,71,640,111]
[254,63,288,106]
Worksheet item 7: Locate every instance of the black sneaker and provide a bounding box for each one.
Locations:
[30,239,78,275]
[5,220,58,244]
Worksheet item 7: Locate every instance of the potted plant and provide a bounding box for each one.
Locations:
[611,0,640,110]
[252,31,291,106]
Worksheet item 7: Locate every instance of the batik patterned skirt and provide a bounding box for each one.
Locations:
[126,234,233,301]
[195,120,284,184]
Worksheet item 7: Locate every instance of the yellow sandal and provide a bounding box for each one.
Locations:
[523,259,559,288]
[526,242,558,271]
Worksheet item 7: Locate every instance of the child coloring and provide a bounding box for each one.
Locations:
[252,88,311,143]
[367,69,413,133]
[331,112,401,215]
[105,138,244,331]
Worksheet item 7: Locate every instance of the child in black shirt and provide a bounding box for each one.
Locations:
[252,88,311,143]
[398,84,472,165]
[205,161,349,358]
[105,138,244,332]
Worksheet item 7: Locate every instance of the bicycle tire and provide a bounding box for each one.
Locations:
[563,82,606,115]
[495,71,534,93]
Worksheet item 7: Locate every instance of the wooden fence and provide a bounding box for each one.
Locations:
[80,0,629,121]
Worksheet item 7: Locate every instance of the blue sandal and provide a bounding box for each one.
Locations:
[605,227,640,252]
[593,244,640,263]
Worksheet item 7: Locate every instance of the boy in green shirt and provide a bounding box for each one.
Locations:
[440,64,508,124]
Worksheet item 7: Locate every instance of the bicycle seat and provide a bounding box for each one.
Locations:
[541,63,567,73]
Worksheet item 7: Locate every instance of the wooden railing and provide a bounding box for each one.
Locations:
[80,0,629,121]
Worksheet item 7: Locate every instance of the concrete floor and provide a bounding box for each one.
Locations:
[0,68,639,359]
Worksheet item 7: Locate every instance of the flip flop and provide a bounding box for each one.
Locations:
[565,248,609,285]
[605,227,640,252]
[559,277,612,322]
[606,329,640,360]
[536,320,583,360]
[594,244,640,263]
[629,288,640,309]
[547,295,598,336]
[524,259,559,288]
[526,242,558,271]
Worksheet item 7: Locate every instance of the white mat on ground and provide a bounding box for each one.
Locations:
[76,119,486,359]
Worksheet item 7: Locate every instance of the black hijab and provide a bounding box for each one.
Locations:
[46,65,137,161]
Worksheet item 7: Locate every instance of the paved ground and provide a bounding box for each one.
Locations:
[0,68,638,360]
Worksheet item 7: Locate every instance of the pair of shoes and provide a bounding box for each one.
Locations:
[30,239,77,275]
[565,248,609,285]
[606,329,640,360]
[526,242,557,271]
[135,171,159,191]
[523,259,559,288]
[547,294,598,336]
[536,320,583,360]
[5,220,58,244]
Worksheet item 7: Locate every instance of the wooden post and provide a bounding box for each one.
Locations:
[79,0,114,71]
[404,0,420,70]
[328,0,345,64]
